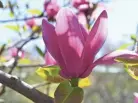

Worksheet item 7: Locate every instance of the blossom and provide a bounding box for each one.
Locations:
[44,0,59,18]
[134,92,138,103]
[42,8,138,79]
[26,19,35,28]
[71,0,89,11]
[9,47,24,58]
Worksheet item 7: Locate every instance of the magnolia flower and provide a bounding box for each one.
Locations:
[134,92,138,103]
[42,8,138,79]
[72,0,89,11]
[44,0,59,18]
[9,47,24,58]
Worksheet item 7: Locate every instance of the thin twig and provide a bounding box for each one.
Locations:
[0,64,45,70]
[0,13,45,23]
[32,82,51,88]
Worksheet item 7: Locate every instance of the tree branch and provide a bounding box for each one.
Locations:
[0,70,54,103]
[0,13,45,23]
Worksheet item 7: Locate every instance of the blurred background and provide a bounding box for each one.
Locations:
[0,0,138,103]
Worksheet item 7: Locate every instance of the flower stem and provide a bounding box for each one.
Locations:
[70,78,79,87]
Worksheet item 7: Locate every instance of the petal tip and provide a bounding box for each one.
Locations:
[42,19,47,26]
[100,10,108,18]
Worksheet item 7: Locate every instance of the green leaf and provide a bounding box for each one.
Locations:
[35,46,44,57]
[5,25,20,32]
[78,77,91,88]
[124,64,138,80]
[0,56,7,63]
[0,1,3,8]
[18,58,31,64]
[116,57,138,80]
[9,12,14,17]
[36,66,66,83]
[118,43,133,50]
[27,9,42,15]
[115,57,138,65]
[131,34,137,41]
[54,81,84,103]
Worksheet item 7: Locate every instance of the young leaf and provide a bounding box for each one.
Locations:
[18,58,31,64]
[124,64,138,80]
[117,43,133,50]
[27,9,42,15]
[115,57,138,65]
[35,46,44,57]
[32,26,41,32]
[131,34,137,41]
[9,12,14,17]
[54,81,84,103]
[5,25,20,32]
[0,56,7,63]
[36,66,66,83]
[79,77,91,88]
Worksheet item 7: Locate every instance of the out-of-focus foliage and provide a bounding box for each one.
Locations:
[36,66,66,83]
[78,77,91,88]
[27,9,42,15]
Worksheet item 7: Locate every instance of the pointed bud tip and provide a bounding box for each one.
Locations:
[100,10,108,18]
[42,19,47,26]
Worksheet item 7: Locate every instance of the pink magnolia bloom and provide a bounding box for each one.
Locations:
[72,0,89,11]
[42,8,138,79]
[44,0,59,18]
[134,92,138,103]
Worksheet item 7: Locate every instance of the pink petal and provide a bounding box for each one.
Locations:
[80,50,138,78]
[78,4,89,11]
[55,8,87,77]
[77,12,88,31]
[81,10,108,72]
[45,0,59,17]
[77,12,88,40]
[59,68,72,79]
[91,3,107,20]
[72,0,89,9]
[134,92,138,103]
[45,52,57,66]
[42,19,66,69]
[80,25,88,41]
[93,50,138,65]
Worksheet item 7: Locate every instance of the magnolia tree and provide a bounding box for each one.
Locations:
[0,0,138,103]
